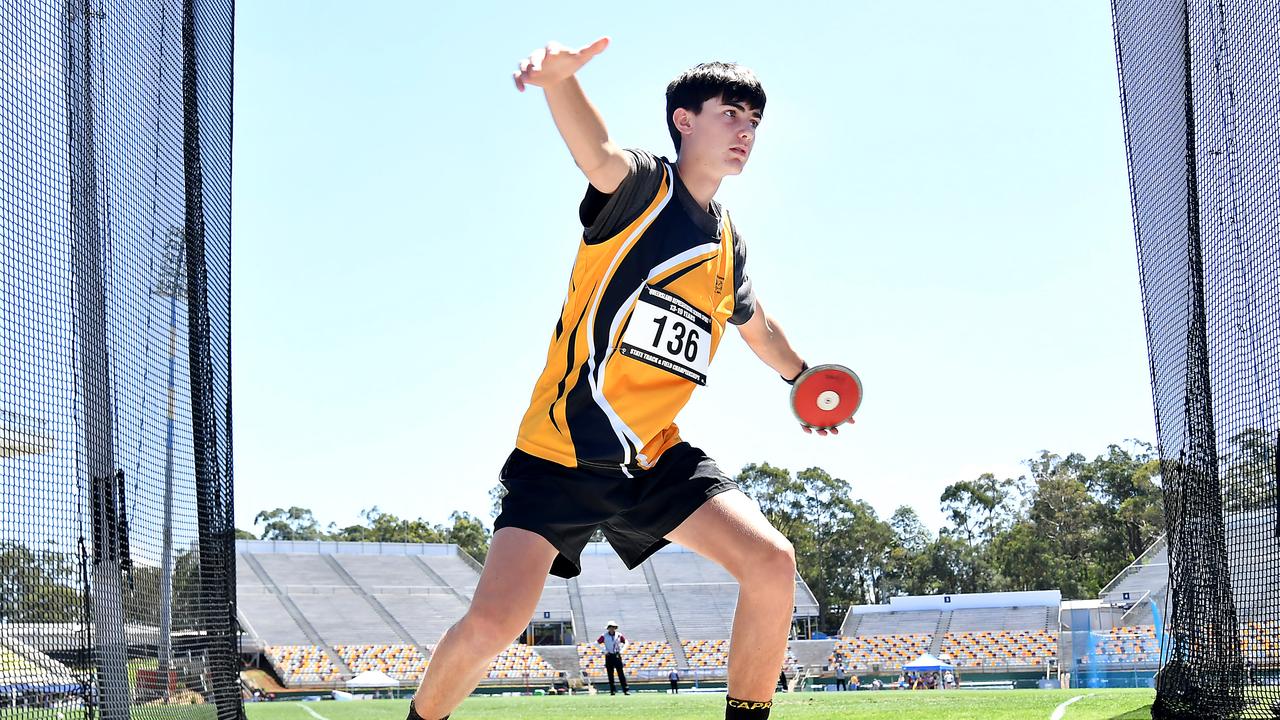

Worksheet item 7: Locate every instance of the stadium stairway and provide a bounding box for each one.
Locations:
[841,613,863,637]
[241,552,354,676]
[641,558,690,668]
[929,611,954,656]
[322,554,431,655]
[789,639,836,673]
[566,576,589,639]
[410,555,472,604]
[532,646,584,678]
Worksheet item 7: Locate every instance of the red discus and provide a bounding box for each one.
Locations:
[790,364,862,430]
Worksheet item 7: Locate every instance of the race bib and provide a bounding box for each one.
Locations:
[618,286,712,385]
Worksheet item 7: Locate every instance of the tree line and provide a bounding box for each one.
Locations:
[738,442,1163,632]
[6,438,1210,634]
[238,507,492,565]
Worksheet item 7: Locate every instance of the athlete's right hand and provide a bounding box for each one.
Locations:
[513,37,609,92]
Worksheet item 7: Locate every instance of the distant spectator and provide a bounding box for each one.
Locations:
[669,668,680,693]
[834,664,847,691]
[596,621,629,696]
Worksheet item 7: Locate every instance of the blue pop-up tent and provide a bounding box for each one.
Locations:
[903,653,956,673]
[901,653,957,691]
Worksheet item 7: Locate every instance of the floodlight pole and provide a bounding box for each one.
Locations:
[66,1,129,718]
[154,227,187,679]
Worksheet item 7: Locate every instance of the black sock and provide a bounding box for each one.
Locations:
[406,700,447,720]
[725,695,772,719]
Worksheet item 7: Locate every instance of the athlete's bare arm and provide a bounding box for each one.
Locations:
[513,38,630,193]
[739,301,840,435]
[737,300,805,380]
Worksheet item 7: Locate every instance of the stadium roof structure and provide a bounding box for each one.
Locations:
[848,590,1061,615]
[0,631,78,693]
[0,411,55,459]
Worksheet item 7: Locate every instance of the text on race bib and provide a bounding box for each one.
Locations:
[618,286,712,385]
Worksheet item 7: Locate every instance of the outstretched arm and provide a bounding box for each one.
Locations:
[513,38,630,193]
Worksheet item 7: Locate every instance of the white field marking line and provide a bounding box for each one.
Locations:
[299,703,330,720]
[1050,693,1093,720]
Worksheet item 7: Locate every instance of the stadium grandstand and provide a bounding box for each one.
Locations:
[833,591,1060,684]
[238,530,1280,696]
[236,539,820,692]
[1065,515,1280,690]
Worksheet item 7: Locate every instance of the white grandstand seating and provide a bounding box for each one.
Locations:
[848,610,940,636]
[948,606,1054,633]
[373,592,468,643]
[419,552,481,594]
[253,552,346,591]
[649,548,738,640]
[1100,537,1168,605]
[331,553,448,593]
[534,575,573,620]
[237,589,312,645]
[290,591,404,644]
[578,586,666,640]
[576,550,667,639]
[237,539,827,686]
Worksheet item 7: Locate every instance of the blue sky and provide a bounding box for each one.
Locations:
[231,1,1155,537]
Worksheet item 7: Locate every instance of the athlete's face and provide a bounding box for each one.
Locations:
[679,95,762,176]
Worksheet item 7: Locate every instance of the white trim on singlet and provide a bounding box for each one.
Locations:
[599,239,721,466]
[583,170,675,468]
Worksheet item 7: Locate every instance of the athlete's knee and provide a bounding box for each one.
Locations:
[740,535,795,587]
[456,602,528,651]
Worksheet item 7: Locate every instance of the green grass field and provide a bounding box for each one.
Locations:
[242,689,1156,720]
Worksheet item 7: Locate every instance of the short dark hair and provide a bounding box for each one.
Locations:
[665,62,766,151]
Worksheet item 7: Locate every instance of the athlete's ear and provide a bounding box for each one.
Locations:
[672,107,695,140]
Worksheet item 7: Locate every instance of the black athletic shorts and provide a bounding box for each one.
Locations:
[493,442,739,579]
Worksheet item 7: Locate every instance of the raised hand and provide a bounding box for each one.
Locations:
[513,37,609,92]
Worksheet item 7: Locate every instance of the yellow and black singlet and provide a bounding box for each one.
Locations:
[516,150,757,474]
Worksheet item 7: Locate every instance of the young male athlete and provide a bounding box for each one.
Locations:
[407,37,840,720]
